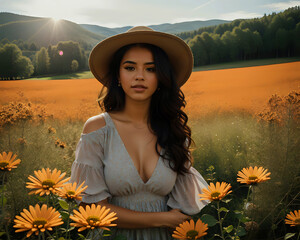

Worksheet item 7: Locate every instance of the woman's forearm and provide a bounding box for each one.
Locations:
[80,199,189,229]
[96,200,168,229]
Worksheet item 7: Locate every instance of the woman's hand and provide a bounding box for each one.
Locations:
[162,209,191,229]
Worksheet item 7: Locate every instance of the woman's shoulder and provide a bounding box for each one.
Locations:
[82,113,107,135]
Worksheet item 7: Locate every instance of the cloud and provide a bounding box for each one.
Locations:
[262,0,300,11]
[193,0,216,11]
[220,11,263,20]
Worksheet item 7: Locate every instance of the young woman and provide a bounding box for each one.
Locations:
[70,26,209,240]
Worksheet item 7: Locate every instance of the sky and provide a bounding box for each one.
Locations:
[1,0,299,28]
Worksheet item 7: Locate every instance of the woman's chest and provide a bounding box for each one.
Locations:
[102,129,177,196]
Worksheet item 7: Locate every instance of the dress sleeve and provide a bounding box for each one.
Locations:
[70,129,111,204]
[167,166,209,215]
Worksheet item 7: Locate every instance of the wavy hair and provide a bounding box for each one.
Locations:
[97,43,193,175]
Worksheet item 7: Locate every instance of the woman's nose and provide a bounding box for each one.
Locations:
[135,69,144,80]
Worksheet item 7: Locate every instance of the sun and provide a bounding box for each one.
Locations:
[51,17,61,24]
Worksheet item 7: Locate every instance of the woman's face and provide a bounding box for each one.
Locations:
[119,46,158,103]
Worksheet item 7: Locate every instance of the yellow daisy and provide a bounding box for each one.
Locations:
[26,168,70,196]
[0,151,21,171]
[285,210,300,227]
[57,181,88,201]
[237,166,271,185]
[70,204,117,232]
[199,182,232,202]
[13,204,63,238]
[172,219,208,240]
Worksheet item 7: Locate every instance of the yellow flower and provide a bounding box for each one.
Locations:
[13,204,63,238]
[285,210,300,227]
[57,181,88,201]
[199,182,232,202]
[70,204,117,232]
[48,126,56,134]
[172,219,208,240]
[237,166,271,185]
[0,151,21,171]
[26,168,70,196]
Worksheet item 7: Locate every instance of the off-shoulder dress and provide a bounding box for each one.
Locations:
[70,112,209,240]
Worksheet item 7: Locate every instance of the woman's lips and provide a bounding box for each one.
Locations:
[132,85,147,92]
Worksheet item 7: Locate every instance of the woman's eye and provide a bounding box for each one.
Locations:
[146,67,156,72]
[124,66,135,71]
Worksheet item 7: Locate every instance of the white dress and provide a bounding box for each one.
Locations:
[70,112,209,240]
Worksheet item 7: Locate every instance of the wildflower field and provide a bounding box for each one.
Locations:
[0,62,299,239]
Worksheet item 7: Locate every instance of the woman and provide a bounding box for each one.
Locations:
[70,26,209,239]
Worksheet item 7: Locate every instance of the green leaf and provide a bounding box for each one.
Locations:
[59,199,69,210]
[219,207,229,213]
[234,210,243,220]
[284,233,296,240]
[237,226,247,237]
[200,214,218,227]
[66,226,75,232]
[0,232,6,237]
[58,237,65,240]
[224,225,233,233]
[103,229,112,236]
[222,199,232,204]
[241,216,250,223]
[76,233,86,240]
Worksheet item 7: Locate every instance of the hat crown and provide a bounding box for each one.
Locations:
[127,26,154,33]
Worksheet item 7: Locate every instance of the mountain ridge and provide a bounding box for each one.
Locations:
[0,12,230,47]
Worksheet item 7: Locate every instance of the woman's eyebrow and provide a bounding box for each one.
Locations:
[122,61,155,65]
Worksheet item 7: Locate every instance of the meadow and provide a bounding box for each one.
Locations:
[0,62,299,239]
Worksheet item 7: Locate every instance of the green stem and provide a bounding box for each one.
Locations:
[67,201,72,240]
[297,231,300,240]
[234,185,252,239]
[217,201,225,240]
[4,223,11,240]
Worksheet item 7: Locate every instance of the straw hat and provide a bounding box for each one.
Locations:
[89,26,193,87]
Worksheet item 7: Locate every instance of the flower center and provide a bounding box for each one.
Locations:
[0,161,9,168]
[186,230,198,238]
[248,175,258,181]
[42,179,55,189]
[87,216,100,224]
[67,190,75,196]
[211,191,221,198]
[33,218,47,228]
[295,218,300,224]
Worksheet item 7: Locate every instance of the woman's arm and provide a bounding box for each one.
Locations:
[80,199,190,229]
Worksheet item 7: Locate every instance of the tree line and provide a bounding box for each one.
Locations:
[0,40,88,80]
[178,6,300,66]
[1,6,299,79]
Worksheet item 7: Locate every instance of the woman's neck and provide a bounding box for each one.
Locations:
[121,98,151,125]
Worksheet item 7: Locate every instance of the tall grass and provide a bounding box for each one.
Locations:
[0,91,299,239]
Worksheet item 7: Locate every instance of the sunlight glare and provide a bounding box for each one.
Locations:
[51,17,61,24]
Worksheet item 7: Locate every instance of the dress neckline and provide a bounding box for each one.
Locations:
[104,112,163,185]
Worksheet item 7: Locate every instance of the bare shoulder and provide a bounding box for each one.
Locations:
[82,114,106,134]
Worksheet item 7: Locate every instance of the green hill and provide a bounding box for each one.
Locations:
[0,12,42,25]
[0,13,105,47]
[80,20,230,36]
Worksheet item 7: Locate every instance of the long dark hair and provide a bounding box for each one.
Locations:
[97,43,193,175]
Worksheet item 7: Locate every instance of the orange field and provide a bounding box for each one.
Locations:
[1,62,299,120]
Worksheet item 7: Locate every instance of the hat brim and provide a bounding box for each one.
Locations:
[89,30,193,87]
